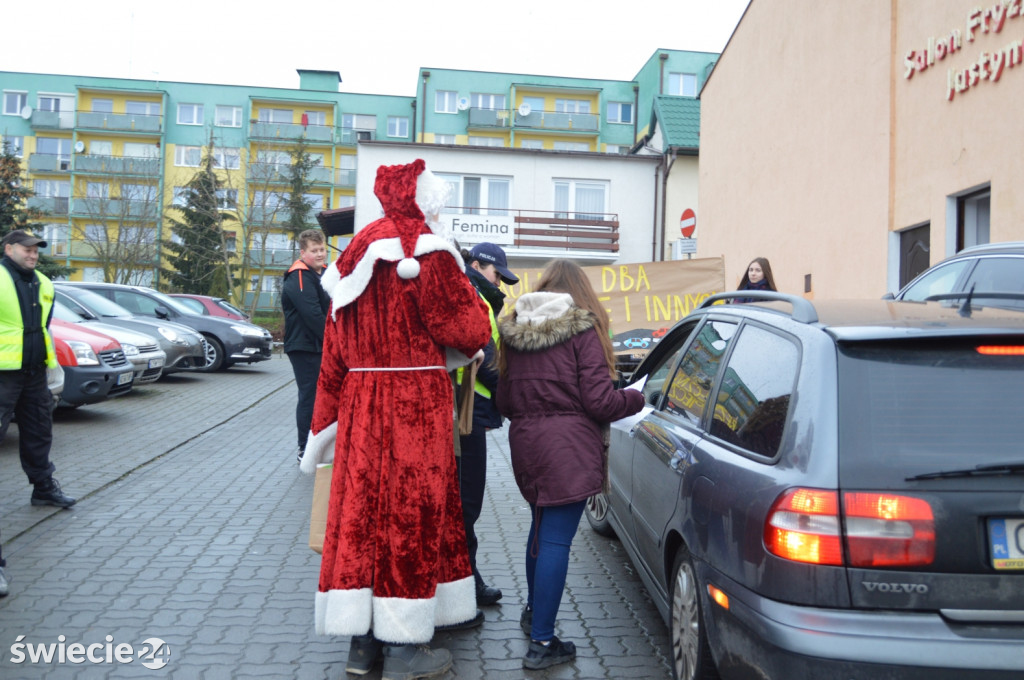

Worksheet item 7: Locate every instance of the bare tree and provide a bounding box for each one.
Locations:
[74,178,162,284]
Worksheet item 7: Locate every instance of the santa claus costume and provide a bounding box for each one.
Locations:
[300,159,491,649]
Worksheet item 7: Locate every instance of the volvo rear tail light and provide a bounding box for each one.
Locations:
[975,345,1024,356]
[844,492,935,567]
[765,488,936,568]
[764,489,843,565]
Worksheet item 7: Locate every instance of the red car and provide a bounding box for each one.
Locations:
[167,294,249,321]
[50,318,135,407]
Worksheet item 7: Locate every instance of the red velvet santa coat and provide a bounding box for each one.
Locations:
[301,160,491,643]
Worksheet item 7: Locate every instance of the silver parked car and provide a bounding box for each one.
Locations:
[54,285,207,375]
[52,301,167,384]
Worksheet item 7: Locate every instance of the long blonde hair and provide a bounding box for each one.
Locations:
[532,259,617,377]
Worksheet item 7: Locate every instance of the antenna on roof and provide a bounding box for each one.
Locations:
[958,282,976,318]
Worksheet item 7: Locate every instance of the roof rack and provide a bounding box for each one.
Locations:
[958,241,1024,254]
[699,291,819,324]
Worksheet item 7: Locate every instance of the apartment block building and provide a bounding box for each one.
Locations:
[1,49,717,310]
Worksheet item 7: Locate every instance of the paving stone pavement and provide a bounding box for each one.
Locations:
[0,356,673,679]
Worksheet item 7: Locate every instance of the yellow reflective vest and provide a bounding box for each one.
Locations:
[0,266,57,370]
[458,292,499,399]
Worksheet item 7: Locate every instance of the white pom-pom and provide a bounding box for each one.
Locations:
[396,257,420,279]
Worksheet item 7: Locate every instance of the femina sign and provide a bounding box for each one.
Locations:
[446,214,515,245]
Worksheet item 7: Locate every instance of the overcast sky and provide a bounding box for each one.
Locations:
[6,0,749,96]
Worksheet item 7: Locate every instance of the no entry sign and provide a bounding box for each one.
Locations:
[680,209,696,238]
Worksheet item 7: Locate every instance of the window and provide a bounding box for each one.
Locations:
[4,91,27,116]
[342,113,376,130]
[177,103,204,125]
[471,93,506,110]
[668,72,698,97]
[251,232,291,249]
[468,136,503,147]
[899,261,971,302]
[605,145,627,154]
[554,179,607,220]
[36,137,71,169]
[86,182,109,198]
[436,173,511,215]
[553,141,590,152]
[436,90,458,114]
[175,146,202,167]
[303,111,326,126]
[304,193,324,210]
[334,195,355,208]
[38,96,61,112]
[253,191,287,209]
[258,109,292,123]
[956,187,990,251]
[126,101,160,117]
[387,116,409,138]
[34,180,70,198]
[83,266,106,282]
[123,142,159,158]
[171,186,188,207]
[120,227,156,244]
[216,189,238,210]
[3,136,24,157]
[121,183,156,202]
[90,140,112,156]
[607,102,633,124]
[84,225,107,241]
[255,149,290,168]
[640,322,699,408]
[663,320,738,426]
[91,99,113,113]
[520,96,545,113]
[709,326,798,456]
[555,99,590,114]
[520,139,543,150]
[961,257,1024,310]
[215,105,242,127]
[212,147,240,170]
[434,134,455,145]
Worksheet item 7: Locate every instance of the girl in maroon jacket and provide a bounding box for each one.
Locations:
[496,260,644,670]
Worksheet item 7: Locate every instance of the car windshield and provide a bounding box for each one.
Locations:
[60,287,135,318]
[837,338,1024,484]
[145,290,201,316]
[52,300,84,323]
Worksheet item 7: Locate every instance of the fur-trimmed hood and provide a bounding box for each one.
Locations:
[499,292,595,352]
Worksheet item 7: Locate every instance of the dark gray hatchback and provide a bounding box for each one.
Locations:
[587,291,1024,680]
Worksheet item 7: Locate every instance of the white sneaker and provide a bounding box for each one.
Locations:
[0,566,9,597]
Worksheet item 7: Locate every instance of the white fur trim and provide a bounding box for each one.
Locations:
[515,291,575,326]
[327,234,464,318]
[315,587,372,636]
[444,346,481,371]
[300,421,337,474]
[313,576,476,643]
[396,257,420,279]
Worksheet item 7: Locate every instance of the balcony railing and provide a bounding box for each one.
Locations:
[246,207,290,224]
[27,196,69,215]
[308,166,333,184]
[247,163,291,184]
[74,154,161,177]
[514,108,599,133]
[444,206,619,253]
[249,121,334,143]
[335,168,356,187]
[468,107,512,128]
[44,240,158,260]
[242,290,281,312]
[30,110,75,130]
[337,128,375,145]
[247,248,297,266]
[76,111,163,134]
[29,153,71,173]
[72,198,159,219]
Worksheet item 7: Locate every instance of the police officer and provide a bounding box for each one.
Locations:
[0,230,77,597]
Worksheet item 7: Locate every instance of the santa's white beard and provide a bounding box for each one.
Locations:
[426,216,454,244]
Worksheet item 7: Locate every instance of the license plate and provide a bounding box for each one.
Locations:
[148,357,164,368]
[117,372,133,386]
[988,518,1024,570]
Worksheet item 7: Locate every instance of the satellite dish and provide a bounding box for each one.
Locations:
[74,141,86,153]
[20,106,32,120]
[518,103,531,116]
[456,97,470,111]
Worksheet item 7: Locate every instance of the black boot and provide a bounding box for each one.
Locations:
[520,604,533,636]
[523,635,576,670]
[476,582,502,606]
[31,478,76,508]
[346,633,383,675]
[381,644,452,680]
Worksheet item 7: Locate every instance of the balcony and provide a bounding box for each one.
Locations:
[27,196,69,215]
[514,108,599,133]
[30,110,74,130]
[468,107,512,129]
[335,168,356,187]
[247,163,291,184]
[249,121,334,144]
[308,166,333,184]
[243,289,281,313]
[28,153,71,173]
[337,128,375,146]
[247,248,296,266]
[72,198,159,220]
[246,207,290,225]
[74,154,161,177]
[76,111,163,134]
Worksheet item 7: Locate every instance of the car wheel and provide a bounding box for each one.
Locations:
[585,493,616,538]
[201,335,224,372]
[670,551,718,680]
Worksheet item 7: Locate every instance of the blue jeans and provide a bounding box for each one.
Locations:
[525,500,586,641]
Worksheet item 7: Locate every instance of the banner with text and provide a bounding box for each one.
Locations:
[497,257,725,357]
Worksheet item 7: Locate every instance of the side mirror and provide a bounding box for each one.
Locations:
[154,305,171,319]
[881,292,896,300]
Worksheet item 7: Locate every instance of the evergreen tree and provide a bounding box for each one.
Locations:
[283,138,319,239]
[0,140,73,279]
[162,143,236,294]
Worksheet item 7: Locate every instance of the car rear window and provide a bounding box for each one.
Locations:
[837,338,1024,484]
